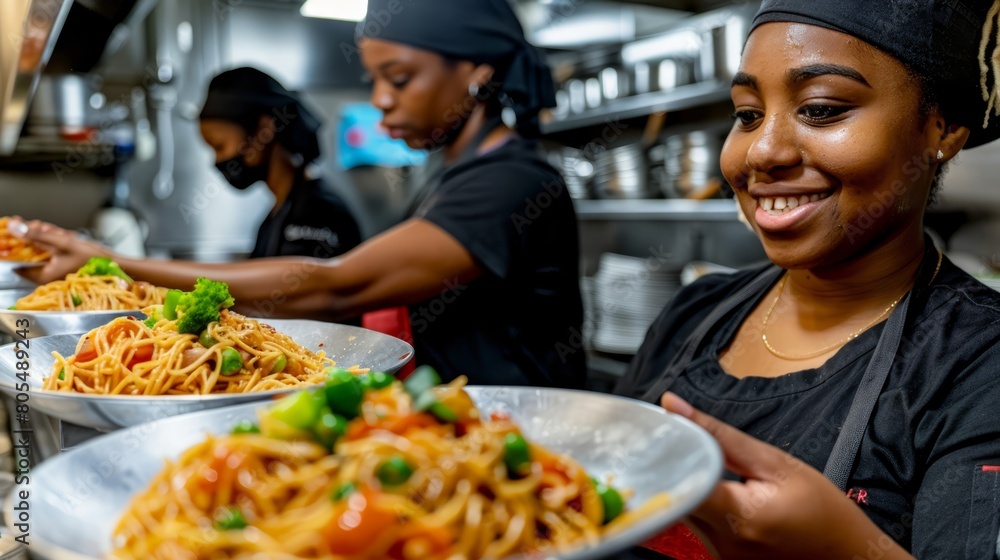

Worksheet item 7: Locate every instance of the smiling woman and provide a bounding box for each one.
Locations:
[617,1,1000,559]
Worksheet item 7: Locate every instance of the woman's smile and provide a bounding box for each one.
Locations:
[752,189,835,232]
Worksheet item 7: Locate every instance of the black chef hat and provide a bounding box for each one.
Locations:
[359,0,557,136]
[199,67,323,164]
[752,0,1000,149]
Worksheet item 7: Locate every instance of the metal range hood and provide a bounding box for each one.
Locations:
[514,0,689,49]
[0,0,158,156]
[0,0,73,155]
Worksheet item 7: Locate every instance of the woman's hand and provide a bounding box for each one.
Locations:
[7,218,110,284]
[661,393,914,560]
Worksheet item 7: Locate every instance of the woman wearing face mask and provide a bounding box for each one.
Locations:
[199,67,362,260]
[613,1,1000,559]
[13,0,585,389]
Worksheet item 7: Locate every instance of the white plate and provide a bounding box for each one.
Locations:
[0,261,45,274]
[5,387,722,560]
[0,320,414,431]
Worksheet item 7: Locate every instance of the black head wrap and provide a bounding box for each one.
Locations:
[199,67,323,164]
[359,0,557,136]
[751,0,1000,149]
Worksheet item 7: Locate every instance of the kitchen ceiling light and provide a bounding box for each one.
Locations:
[300,0,368,22]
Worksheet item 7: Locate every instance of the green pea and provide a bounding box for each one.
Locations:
[199,329,216,348]
[270,354,288,373]
[58,368,65,380]
[213,506,248,531]
[376,456,413,487]
[312,408,349,450]
[267,389,326,430]
[219,348,243,375]
[231,419,260,435]
[503,433,531,478]
[331,481,357,502]
[594,480,625,524]
[324,368,365,418]
[361,371,394,390]
[71,294,82,306]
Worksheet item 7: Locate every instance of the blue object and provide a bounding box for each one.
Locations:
[337,103,427,169]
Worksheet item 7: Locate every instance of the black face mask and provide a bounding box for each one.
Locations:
[215,155,268,190]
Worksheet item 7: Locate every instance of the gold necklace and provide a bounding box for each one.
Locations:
[760,250,944,361]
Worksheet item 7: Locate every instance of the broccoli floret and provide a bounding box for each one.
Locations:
[143,306,164,329]
[174,278,235,334]
[77,257,132,283]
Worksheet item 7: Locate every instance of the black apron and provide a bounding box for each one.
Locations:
[639,242,941,490]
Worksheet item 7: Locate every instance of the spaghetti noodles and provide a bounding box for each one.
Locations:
[112,374,666,559]
[45,309,339,395]
[0,217,49,262]
[13,274,167,311]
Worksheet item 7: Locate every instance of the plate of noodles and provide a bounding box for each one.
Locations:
[0,257,169,338]
[6,373,722,560]
[0,216,50,272]
[0,277,414,430]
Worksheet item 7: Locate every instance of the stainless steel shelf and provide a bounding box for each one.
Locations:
[0,136,116,167]
[542,81,732,134]
[574,198,738,221]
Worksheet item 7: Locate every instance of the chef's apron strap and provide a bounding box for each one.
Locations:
[639,265,784,403]
[823,241,940,491]
[822,293,911,490]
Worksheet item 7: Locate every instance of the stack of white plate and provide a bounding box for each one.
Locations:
[587,253,681,355]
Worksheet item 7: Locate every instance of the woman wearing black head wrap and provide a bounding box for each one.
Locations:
[199,67,361,259]
[348,0,583,388]
[15,3,584,390]
[611,1,1000,559]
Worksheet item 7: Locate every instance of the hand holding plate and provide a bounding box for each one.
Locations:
[661,392,914,560]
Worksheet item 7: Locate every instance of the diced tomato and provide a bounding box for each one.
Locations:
[195,445,242,493]
[346,413,440,441]
[126,345,154,368]
[75,338,97,362]
[387,413,439,435]
[322,488,398,556]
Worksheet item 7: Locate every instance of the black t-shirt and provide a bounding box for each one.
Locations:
[616,258,1000,558]
[251,177,362,260]
[409,136,586,388]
